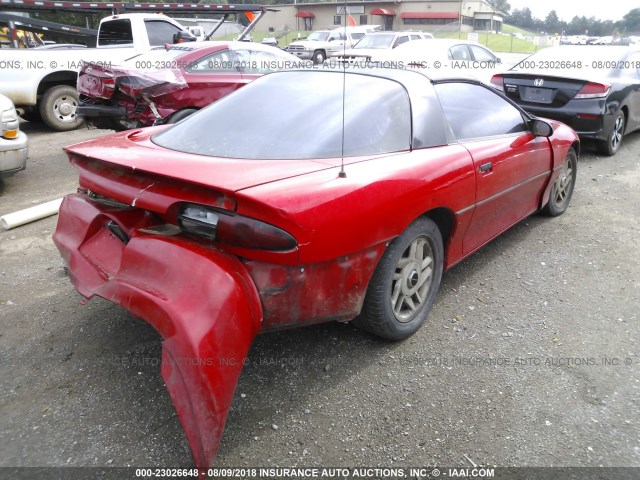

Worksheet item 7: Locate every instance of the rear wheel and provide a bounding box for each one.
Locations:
[597,111,625,156]
[355,217,444,340]
[167,108,197,124]
[542,147,577,217]
[39,85,84,131]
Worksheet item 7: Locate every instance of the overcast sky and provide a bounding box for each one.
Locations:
[506,0,637,22]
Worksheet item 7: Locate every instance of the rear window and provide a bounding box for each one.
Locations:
[152,71,412,159]
[98,19,133,46]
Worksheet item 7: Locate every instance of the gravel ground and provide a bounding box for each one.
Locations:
[1,121,639,474]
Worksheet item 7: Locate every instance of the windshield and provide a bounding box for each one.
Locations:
[308,31,330,42]
[152,71,412,160]
[354,34,395,49]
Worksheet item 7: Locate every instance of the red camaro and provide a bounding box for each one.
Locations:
[54,69,579,471]
[77,41,303,130]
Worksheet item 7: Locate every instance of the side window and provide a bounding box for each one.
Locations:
[435,82,528,140]
[470,45,496,62]
[145,20,183,46]
[449,45,470,60]
[187,50,238,73]
[395,35,409,47]
[410,35,422,41]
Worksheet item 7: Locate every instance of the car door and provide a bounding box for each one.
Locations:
[434,82,553,255]
[180,49,246,108]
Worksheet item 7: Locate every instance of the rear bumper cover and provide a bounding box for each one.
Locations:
[53,194,263,469]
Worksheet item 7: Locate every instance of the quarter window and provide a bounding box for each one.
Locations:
[435,82,527,140]
[188,50,237,73]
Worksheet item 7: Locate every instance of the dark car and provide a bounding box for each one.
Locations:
[490,45,640,155]
[55,68,579,469]
[77,41,304,130]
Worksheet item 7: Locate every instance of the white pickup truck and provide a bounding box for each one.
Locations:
[287,26,379,64]
[0,13,194,131]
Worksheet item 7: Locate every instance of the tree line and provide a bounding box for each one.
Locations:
[487,1,640,36]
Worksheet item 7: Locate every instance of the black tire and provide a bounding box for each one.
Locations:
[167,108,197,124]
[20,108,42,123]
[542,147,577,217]
[39,85,84,131]
[597,110,625,156]
[355,217,444,340]
[312,50,326,65]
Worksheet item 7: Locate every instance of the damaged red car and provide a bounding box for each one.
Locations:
[54,69,579,470]
[77,41,303,130]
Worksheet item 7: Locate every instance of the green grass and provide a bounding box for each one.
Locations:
[501,24,537,36]
[434,30,540,53]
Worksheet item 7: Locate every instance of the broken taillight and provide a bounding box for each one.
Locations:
[178,204,297,252]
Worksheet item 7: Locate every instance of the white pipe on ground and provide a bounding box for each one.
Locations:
[1,198,63,231]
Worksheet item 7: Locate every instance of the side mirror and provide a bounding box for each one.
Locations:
[495,57,502,64]
[173,31,197,44]
[531,119,553,137]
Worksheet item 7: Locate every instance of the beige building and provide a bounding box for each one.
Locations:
[259,0,504,35]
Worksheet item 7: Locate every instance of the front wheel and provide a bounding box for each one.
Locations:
[39,85,84,131]
[355,217,444,340]
[312,50,326,65]
[542,147,577,217]
[597,111,625,156]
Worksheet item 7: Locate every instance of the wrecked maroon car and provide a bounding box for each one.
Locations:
[77,41,303,130]
[55,69,579,470]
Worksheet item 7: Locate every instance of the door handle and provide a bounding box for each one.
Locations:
[479,162,493,173]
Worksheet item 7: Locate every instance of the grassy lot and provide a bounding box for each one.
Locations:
[433,31,540,53]
[501,24,537,36]
[223,24,547,54]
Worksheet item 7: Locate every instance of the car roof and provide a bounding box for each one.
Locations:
[298,65,484,88]
[399,38,481,48]
[363,31,420,37]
